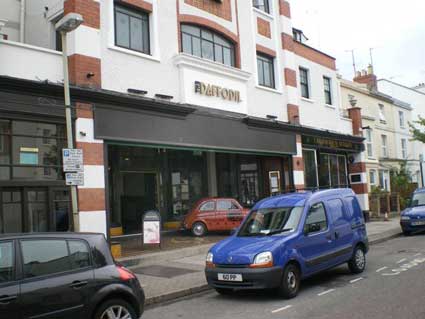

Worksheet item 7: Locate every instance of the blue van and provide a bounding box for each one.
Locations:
[400,187,425,235]
[205,189,369,298]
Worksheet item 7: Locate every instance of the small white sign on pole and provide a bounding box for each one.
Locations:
[65,172,84,186]
[63,148,84,172]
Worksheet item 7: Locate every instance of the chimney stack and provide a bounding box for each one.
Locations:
[353,64,377,91]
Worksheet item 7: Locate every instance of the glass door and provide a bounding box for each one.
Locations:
[25,188,49,232]
[0,188,23,233]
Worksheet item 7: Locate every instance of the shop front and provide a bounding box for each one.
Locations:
[0,89,72,234]
[95,104,297,236]
[301,134,364,190]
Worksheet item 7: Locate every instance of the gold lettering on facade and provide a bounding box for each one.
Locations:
[194,81,241,102]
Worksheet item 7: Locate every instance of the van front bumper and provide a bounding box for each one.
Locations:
[205,266,283,290]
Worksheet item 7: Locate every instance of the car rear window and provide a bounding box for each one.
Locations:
[0,241,14,283]
[217,200,238,210]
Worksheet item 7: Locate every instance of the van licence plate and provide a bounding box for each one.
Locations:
[218,273,243,282]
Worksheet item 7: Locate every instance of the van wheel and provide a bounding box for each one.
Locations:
[403,230,411,236]
[278,264,300,299]
[192,222,207,237]
[94,299,137,319]
[215,288,234,295]
[348,245,366,274]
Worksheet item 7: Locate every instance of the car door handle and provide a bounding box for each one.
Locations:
[69,280,88,289]
[335,232,340,239]
[0,295,17,304]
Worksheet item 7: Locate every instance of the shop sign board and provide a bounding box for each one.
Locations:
[62,148,84,172]
[302,135,364,152]
[143,210,161,245]
[65,172,84,186]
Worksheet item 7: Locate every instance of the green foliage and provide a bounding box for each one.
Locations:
[390,162,417,209]
[409,116,425,143]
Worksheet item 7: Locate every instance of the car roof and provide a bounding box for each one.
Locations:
[0,232,106,241]
[252,188,356,210]
[414,187,425,193]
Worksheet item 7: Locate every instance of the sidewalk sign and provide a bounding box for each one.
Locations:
[142,210,161,249]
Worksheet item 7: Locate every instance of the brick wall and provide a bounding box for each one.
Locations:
[64,0,100,29]
[118,0,153,12]
[185,0,232,21]
[293,41,336,70]
[68,54,101,88]
[284,68,297,88]
[257,17,271,38]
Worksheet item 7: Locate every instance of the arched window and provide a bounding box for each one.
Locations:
[181,24,235,67]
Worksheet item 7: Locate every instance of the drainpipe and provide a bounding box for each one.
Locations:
[20,0,25,42]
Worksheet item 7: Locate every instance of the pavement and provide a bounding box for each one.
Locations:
[118,218,403,306]
[142,234,425,319]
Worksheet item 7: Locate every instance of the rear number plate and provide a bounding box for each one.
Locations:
[412,221,425,226]
[218,273,243,282]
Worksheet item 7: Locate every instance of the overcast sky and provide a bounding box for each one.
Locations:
[291,0,425,87]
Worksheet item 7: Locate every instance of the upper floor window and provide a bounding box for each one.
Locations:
[369,170,376,185]
[365,129,373,158]
[381,134,388,158]
[378,104,386,123]
[257,53,275,88]
[401,138,407,159]
[252,0,270,13]
[181,24,235,67]
[399,111,405,128]
[115,4,150,54]
[323,76,332,105]
[299,67,310,99]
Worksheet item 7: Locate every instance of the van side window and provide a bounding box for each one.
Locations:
[304,203,328,233]
[345,196,360,219]
[0,241,14,283]
[327,199,346,225]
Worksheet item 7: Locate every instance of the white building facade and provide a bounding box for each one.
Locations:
[0,0,367,237]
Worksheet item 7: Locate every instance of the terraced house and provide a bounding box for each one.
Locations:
[341,68,421,193]
[0,0,367,244]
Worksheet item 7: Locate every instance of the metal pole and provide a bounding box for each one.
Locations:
[62,32,79,232]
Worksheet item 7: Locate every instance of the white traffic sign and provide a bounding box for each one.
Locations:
[65,172,84,186]
[63,148,83,172]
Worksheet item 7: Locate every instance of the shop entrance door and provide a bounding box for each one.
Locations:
[121,172,159,234]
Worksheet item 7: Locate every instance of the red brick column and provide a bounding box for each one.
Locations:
[64,0,101,88]
[64,0,106,234]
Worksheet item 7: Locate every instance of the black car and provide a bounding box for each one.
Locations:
[0,233,144,319]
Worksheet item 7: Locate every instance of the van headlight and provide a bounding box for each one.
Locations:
[401,216,411,221]
[250,252,273,268]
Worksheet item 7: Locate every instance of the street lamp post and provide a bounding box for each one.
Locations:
[55,13,84,232]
